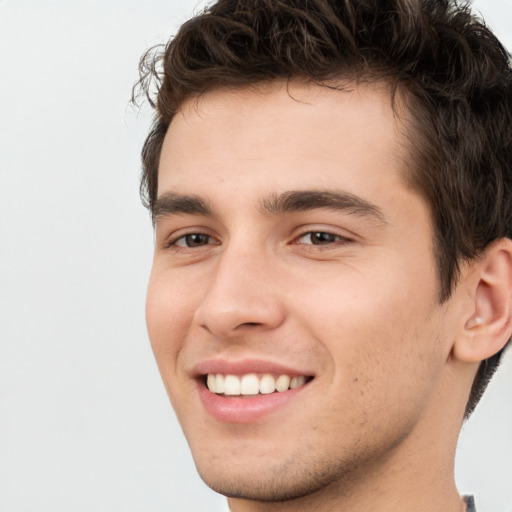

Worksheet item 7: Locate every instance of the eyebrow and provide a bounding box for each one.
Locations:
[260,190,387,224]
[153,189,386,225]
[153,192,214,221]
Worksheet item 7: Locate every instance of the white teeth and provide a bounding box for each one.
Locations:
[240,374,259,395]
[275,374,291,392]
[214,374,225,394]
[205,373,309,395]
[207,374,216,392]
[259,374,276,394]
[290,376,306,389]
[224,375,241,395]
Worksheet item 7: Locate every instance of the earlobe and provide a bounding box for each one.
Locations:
[453,239,512,363]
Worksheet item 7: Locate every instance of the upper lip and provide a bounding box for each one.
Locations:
[193,358,315,378]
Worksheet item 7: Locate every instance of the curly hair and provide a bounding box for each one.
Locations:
[135,0,512,417]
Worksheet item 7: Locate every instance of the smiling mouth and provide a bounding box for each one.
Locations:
[205,373,313,396]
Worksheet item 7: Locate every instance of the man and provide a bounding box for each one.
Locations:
[135,1,512,510]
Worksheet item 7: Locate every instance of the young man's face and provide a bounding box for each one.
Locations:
[146,82,463,503]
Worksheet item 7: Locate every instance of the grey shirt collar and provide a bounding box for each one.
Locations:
[465,495,476,512]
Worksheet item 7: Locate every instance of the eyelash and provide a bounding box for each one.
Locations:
[165,232,218,249]
[293,231,352,247]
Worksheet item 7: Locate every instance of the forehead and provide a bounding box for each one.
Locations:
[158,81,411,205]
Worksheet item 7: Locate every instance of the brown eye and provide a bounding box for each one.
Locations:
[298,232,342,245]
[175,233,212,247]
[311,232,339,244]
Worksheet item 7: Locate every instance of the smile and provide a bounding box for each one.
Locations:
[206,373,309,396]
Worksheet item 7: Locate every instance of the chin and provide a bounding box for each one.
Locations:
[192,449,364,504]
[198,469,328,503]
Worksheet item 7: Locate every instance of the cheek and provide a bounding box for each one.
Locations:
[145,270,196,370]
[292,265,445,400]
[145,271,201,417]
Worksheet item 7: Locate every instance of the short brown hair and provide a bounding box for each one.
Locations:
[135,0,512,417]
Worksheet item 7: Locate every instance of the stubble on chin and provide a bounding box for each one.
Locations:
[194,444,385,505]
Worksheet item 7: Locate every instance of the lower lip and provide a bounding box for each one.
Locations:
[197,381,308,423]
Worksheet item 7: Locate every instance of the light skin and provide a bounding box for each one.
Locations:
[146,81,512,512]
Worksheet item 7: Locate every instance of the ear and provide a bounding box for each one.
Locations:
[452,238,512,363]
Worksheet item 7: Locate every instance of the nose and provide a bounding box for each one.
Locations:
[193,245,286,338]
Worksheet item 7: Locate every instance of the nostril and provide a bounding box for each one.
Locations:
[235,322,265,331]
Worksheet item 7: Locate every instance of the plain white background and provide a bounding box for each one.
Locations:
[0,1,510,511]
